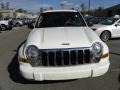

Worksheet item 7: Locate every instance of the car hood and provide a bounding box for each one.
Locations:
[92,24,111,29]
[26,27,101,49]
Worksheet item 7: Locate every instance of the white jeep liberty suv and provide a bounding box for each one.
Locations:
[18,10,110,81]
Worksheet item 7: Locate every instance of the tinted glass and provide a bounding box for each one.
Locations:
[99,18,119,25]
[35,12,86,28]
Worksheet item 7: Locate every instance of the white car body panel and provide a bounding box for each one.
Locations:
[19,59,109,81]
[17,20,23,25]
[26,27,101,49]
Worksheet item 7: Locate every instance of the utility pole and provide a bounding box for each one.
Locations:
[88,0,90,11]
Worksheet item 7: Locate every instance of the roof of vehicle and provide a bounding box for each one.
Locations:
[43,9,78,13]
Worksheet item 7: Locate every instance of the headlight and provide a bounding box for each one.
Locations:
[91,42,103,62]
[25,45,39,60]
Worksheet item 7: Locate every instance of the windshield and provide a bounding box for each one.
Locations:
[35,12,86,28]
[99,18,119,25]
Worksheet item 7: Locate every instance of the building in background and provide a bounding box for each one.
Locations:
[0,9,37,19]
[97,4,120,17]
[0,9,16,19]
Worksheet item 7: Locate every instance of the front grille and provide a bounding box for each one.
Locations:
[28,48,92,67]
[38,48,92,67]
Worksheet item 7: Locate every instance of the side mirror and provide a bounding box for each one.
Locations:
[87,22,93,26]
[28,23,34,29]
[115,23,120,27]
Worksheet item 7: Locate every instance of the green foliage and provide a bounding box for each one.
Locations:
[40,7,44,13]
[13,12,17,18]
[6,2,10,9]
[1,3,5,9]
[80,3,87,12]
[16,8,27,13]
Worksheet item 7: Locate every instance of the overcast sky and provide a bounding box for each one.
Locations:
[0,0,120,13]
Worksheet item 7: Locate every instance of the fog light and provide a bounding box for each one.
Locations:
[101,53,109,59]
[18,57,28,63]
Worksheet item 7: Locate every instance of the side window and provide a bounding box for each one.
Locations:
[117,21,120,24]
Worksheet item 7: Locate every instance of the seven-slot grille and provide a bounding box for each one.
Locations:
[38,48,92,67]
[29,48,92,67]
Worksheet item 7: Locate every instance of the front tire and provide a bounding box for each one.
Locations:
[1,24,7,31]
[16,23,21,27]
[100,31,111,42]
[8,26,13,30]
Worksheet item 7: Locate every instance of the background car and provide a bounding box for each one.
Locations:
[0,19,13,31]
[91,17,120,42]
[0,24,2,32]
[12,18,24,26]
[85,16,108,26]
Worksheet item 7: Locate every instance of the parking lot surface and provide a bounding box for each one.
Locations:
[0,26,120,90]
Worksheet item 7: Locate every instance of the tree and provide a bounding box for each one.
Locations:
[97,6,104,11]
[80,3,86,12]
[16,8,27,13]
[93,6,104,16]
[80,3,87,15]
[49,7,53,10]
[13,12,17,18]
[60,3,64,8]
[1,3,5,9]
[16,8,23,12]
[0,12,3,19]
[40,7,44,13]
[6,2,10,9]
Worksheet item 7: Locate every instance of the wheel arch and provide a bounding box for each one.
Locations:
[1,24,7,31]
[1,24,7,27]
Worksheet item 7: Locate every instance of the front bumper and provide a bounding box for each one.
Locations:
[19,57,110,81]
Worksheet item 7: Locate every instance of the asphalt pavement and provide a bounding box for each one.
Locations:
[0,26,120,90]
